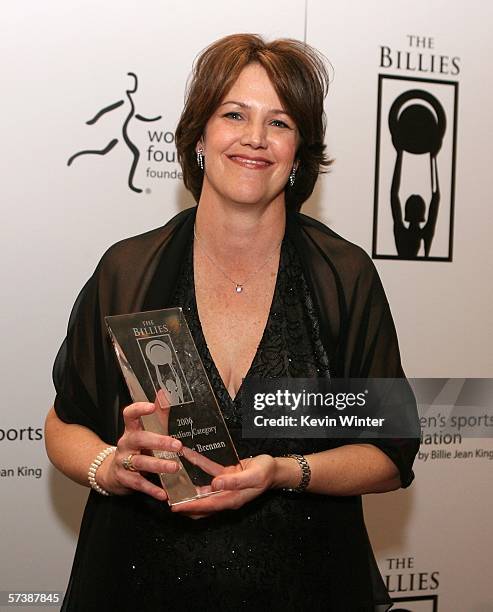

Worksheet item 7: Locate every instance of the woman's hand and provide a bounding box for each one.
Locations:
[97,400,183,502]
[171,454,277,519]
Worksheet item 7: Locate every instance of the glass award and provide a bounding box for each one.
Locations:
[105,308,241,506]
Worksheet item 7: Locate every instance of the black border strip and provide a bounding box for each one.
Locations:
[372,74,459,262]
[392,593,438,612]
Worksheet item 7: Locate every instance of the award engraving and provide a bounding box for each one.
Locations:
[105,308,241,506]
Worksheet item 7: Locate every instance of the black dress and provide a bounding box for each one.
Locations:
[54,207,418,611]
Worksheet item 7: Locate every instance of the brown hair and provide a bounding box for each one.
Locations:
[175,33,332,212]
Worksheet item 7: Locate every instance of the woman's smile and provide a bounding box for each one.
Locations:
[227,154,274,169]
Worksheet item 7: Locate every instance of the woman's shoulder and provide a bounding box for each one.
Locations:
[290,211,377,281]
[97,207,195,274]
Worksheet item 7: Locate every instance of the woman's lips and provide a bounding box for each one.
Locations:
[228,155,273,169]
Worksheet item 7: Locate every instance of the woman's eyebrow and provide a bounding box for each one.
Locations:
[220,100,289,115]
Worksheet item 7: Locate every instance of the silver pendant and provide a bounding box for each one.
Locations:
[235,284,243,293]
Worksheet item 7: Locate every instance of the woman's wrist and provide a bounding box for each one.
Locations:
[87,446,116,496]
[272,456,305,489]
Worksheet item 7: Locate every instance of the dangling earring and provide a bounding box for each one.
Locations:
[196,148,204,171]
[289,165,297,187]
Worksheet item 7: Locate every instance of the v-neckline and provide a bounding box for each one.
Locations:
[190,238,285,404]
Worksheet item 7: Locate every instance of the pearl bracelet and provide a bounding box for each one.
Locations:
[88,446,116,496]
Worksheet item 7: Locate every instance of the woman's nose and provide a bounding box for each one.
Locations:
[240,119,267,149]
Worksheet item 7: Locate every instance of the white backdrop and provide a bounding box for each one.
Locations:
[1,1,492,610]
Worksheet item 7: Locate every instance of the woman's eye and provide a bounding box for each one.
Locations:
[224,111,242,120]
[271,119,290,128]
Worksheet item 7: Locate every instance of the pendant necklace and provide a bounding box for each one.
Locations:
[193,224,282,294]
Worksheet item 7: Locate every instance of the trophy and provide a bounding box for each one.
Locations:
[105,308,241,506]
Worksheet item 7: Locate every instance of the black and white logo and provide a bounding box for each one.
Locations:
[137,335,193,406]
[373,75,458,261]
[67,72,181,192]
[392,594,438,611]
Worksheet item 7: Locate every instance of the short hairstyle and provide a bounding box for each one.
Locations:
[175,33,332,212]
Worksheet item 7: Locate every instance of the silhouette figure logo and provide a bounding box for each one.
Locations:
[373,75,458,261]
[389,90,444,258]
[138,335,193,406]
[68,72,162,193]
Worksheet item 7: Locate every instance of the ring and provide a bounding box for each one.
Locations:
[122,454,138,472]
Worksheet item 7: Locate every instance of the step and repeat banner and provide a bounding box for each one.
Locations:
[1,1,492,610]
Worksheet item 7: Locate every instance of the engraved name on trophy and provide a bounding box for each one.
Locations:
[105,308,241,506]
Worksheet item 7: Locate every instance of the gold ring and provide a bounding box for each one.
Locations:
[122,454,138,472]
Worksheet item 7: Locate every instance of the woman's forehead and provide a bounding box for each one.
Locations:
[220,64,288,112]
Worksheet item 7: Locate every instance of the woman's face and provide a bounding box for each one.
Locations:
[198,63,299,209]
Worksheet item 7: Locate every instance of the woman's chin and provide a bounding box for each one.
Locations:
[224,187,283,208]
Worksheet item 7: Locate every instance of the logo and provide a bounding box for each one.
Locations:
[68,72,180,193]
[373,36,459,261]
[384,555,439,610]
[392,594,438,612]
[138,335,193,406]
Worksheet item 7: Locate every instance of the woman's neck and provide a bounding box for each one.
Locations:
[194,194,286,269]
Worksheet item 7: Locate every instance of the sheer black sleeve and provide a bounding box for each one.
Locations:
[52,264,124,443]
[53,275,100,431]
[52,207,197,444]
[339,249,419,487]
[291,213,420,488]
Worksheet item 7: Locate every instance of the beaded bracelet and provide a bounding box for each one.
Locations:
[88,446,116,496]
[284,453,311,493]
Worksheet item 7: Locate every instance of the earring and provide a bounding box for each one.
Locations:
[196,148,204,171]
[289,165,297,187]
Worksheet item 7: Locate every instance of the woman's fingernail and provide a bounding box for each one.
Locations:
[171,440,182,450]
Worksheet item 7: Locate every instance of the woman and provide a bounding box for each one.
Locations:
[46,34,419,611]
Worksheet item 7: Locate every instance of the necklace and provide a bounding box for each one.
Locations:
[193,224,282,294]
